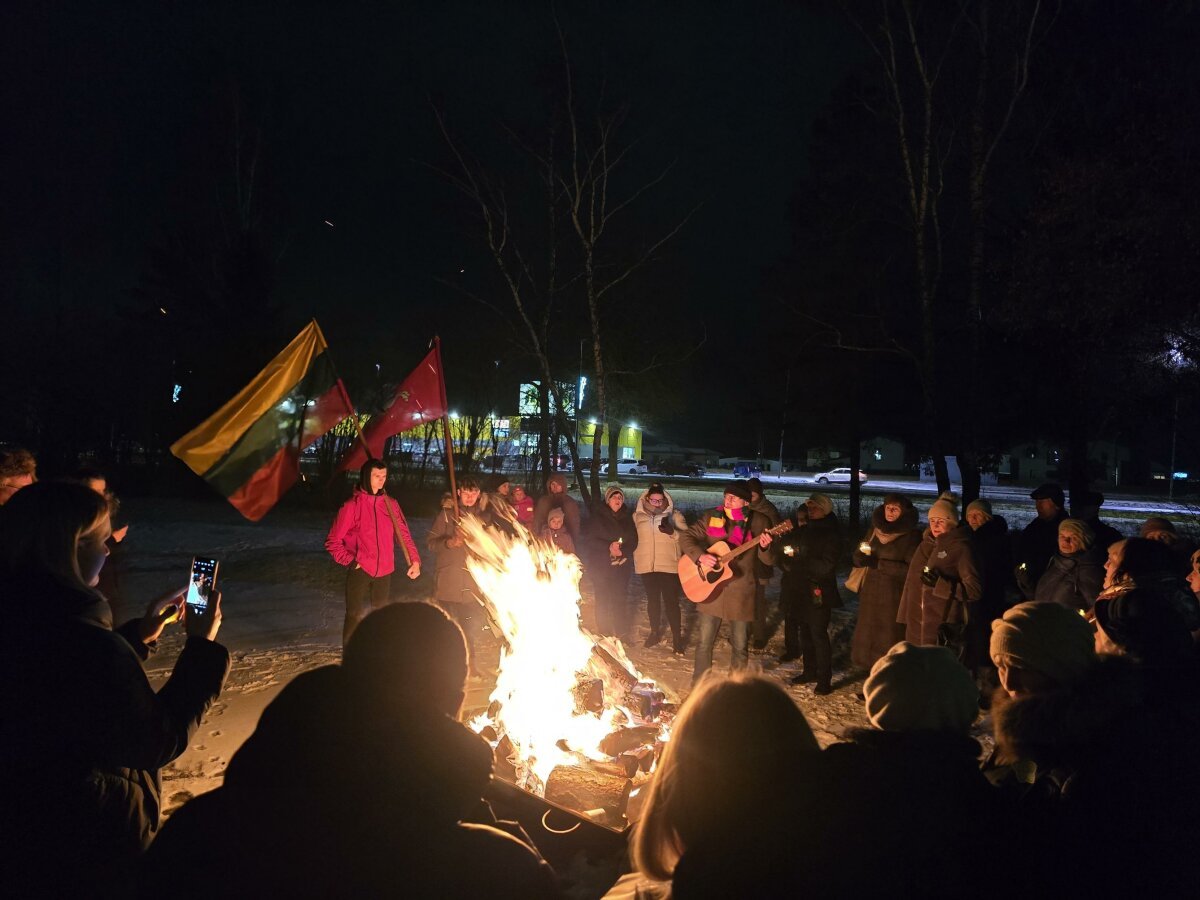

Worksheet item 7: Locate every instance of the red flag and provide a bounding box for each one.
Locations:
[338,346,446,472]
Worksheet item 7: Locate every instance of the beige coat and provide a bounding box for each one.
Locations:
[632,488,687,575]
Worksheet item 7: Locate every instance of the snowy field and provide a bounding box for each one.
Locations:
[115,485,1157,822]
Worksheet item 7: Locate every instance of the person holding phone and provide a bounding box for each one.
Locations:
[0,480,230,897]
[326,458,421,646]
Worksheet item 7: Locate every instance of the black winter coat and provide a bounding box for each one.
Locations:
[1017,510,1067,595]
[1033,549,1105,611]
[776,513,843,609]
[142,666,559,899]
[0,573,229,898]
[581,502,638,567]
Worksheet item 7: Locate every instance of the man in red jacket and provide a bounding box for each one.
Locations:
[326,459,421,645]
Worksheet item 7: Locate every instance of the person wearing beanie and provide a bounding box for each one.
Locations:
[679,484,777,682]
[582,486,638,641]
[964,497,1012,679]
[533,472,580,540]
[989,601,1096,696]
[819,642,1002,896]
[864,642,980,733]
[897,494,982,647]
[540,506,576,556]
[510,484,535,526]
[1028,519,1104,612]
[850,495,921,671]
[1016,483,1068,597]
[776,494,843,693]
[1094,587,1194,665]
[632,483,688,652]
[746,477,781,650]
[987,596,1200,896]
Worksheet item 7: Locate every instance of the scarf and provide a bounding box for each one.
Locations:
[708,506,751,545]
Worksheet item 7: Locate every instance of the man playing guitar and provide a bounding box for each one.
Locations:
[679,481,776,682]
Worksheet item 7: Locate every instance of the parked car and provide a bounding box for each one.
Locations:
[732,463,762,478]
[813,467,869,484]
[600,459,649,476]
[662,461,706,477]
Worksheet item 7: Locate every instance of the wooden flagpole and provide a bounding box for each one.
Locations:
[434,335,461,521]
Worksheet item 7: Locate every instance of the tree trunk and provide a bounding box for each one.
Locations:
[848,435,863,535]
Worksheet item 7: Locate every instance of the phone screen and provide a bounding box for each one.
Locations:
[186,557,219,613]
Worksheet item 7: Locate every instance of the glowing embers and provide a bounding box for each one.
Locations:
[460,516,672,825]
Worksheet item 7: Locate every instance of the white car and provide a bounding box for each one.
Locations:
[600,459,649,476]
[813,467,869,485]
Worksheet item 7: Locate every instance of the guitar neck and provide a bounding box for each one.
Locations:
[718,529,774,564]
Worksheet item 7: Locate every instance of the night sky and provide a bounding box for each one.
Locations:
[3,2,857,453]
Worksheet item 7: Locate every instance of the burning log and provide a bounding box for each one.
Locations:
[545,764,632,818]
[589,643,639,691]
[599,725,660,757]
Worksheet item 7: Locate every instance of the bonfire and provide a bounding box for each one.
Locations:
[458,516,673,826]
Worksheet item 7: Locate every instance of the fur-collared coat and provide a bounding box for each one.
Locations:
[850,504,921,669]
[897,525,982,646]
[632,488,687,575]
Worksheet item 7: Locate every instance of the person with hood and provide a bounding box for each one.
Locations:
[897,494,982,648]
[510,483,535,527]
[821,643,1004,897]
[1015,483,1067,596]
[141,602,559,899]
[746,477,780,649]
[849,494,921,670]
[679,482,776,682]
[533,473,580,540]
[776,493,842,694]
[326,458,421,645]
[427,478,496,664]
[0,481,229,898]
[540,506,576,556]
[632,482,688,652]
[1030,519,1105,612]
[582,485,639,640]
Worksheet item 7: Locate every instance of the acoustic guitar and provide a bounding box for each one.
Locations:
[678,519,794,603]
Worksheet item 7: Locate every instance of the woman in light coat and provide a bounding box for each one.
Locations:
[633,483,688,652]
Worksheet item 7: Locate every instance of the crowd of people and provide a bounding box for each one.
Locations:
[4,441,1200,897]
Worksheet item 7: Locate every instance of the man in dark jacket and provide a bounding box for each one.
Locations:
[140,603,559,899]
[1069,489,1123,555]
[777,493,842,694]
[1016,483,1067,597]
[679,481,776,682]
[747,477,781,650]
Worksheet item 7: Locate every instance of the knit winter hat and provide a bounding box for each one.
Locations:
[928,491,959,524]
[805,492,834,516]
[1058,518,1095,550]
[1094,588,1193,663]
[604,484,625,504]
[747,477,765,496]
[723,481,753,502]
[863,642,980,734]
[547,507,565,525]
[965,498,993,521]
[990,601,1096,687]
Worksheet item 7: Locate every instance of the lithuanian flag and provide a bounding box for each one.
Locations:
[171,320,353,521]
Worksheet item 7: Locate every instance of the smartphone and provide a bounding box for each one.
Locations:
[186,556,219,615]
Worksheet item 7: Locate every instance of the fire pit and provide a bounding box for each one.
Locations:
[459,516,675,830]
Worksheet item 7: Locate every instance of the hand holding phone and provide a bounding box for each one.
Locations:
[184,556,223,641]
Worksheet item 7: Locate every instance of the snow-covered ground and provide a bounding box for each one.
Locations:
[116,491,1011,821]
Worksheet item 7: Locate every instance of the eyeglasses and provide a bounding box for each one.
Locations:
[648,497,664,505]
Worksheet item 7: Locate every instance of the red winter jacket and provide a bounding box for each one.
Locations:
[325,488,420,578]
